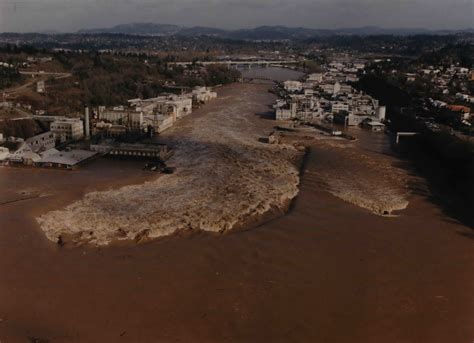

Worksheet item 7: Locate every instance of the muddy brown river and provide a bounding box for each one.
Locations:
[1,83,473,342]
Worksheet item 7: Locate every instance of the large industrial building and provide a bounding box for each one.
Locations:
[50,118,84,142]
[96,87,217,136]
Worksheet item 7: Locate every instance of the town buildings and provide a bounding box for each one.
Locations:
[0,132,96,168]
[95,86,217,136]
[0,82,218,170]
[275,62,385,131]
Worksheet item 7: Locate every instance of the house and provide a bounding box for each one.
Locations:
[431,99,447,108]
[307,73,324,83]
[362,121,386,132]
[37,81,45,93]
[320,82,341,95]
[275,104,296,120]
[345,74,359,83]
[331,102,349,114]
[283,81,303,92]
[455,93,471,101]
[447,105,471,120]
[406,73,416,82]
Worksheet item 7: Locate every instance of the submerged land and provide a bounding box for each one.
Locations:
[1,82,473,342]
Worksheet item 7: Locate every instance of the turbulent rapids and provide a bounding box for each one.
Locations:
[37,85,303,246]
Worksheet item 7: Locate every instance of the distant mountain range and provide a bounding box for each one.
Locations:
[78,23,474,40]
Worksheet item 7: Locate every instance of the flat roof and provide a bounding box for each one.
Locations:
[40,149,97,166]
[366,121,385,126]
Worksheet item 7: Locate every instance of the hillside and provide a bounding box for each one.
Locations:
[76,23,474,40]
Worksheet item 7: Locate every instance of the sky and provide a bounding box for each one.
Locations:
[0,0,473,33]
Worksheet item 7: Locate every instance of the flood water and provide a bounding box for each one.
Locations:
[1,83,473,343]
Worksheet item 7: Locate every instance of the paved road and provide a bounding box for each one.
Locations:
[4,71,72,96]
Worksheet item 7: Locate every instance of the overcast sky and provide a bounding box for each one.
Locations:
[0,0,472,33]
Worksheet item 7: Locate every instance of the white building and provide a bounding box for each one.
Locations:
[275,107,295,120]
[275,94,323,121]
[320,82,341,95]
[331,102,349,113]
[50,119,84,142]
[307,73,324,83]
[166,96,193,119]
[143,114,175,133]
[25,131,56,153]
[36,81,45,93]
[130,94,193,120]
[0,140,41,164]
[339,84,353,94]
[345,74,359,83]
[363,121,386,132]
[347,114,370,126]
[376,106,386,121]
[0,146,9,160]
[192,87,217,103]
[283,81,303,92]
[38,148,97,169]
[99,109,144,130]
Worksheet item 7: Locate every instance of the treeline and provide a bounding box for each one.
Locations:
[0,45,241,111]
[305,34,459,56]
[399,126,474,227]
[355,74,474,227]
[417,43,474,68]
[70,54,164,106]
[199,64,241,86]
[0,119,46,138]
[0,34,285,58]
[53,52,241,106]
[354,74,414,108]
[0,66,22,89]
[0,44,43,55]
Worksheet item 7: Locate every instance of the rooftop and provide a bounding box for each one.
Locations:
[39,149,97,166]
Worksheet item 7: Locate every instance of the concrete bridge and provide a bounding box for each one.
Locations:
[169,60,301,68]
